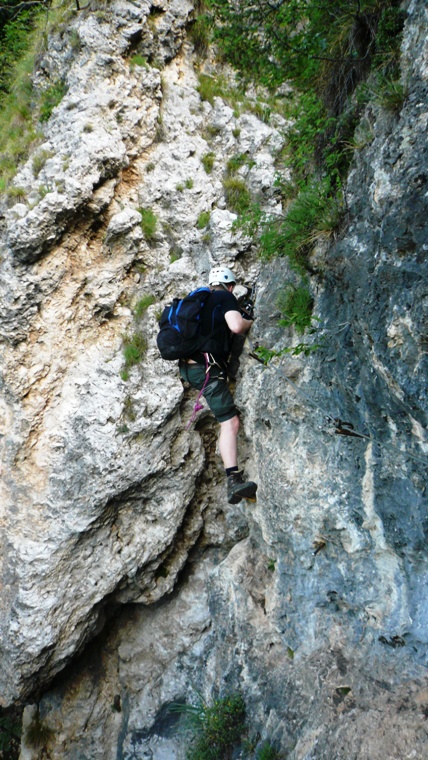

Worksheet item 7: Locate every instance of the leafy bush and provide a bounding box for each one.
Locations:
[138,207,158,240]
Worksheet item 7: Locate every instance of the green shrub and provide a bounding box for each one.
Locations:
[171,693,246,760]
[259,182,344,272]
[277,284,314,334]
[134,294,156,318]
[138,207,157,240]
[185,178,194,189]
[223,177,251,215]
[197,211,210,229]
[123,332,147,369]
[201,152,215,174]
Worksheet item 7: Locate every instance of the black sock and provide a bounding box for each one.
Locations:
[226,466,239,477]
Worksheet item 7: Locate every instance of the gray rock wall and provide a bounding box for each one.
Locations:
[0,0,427,758]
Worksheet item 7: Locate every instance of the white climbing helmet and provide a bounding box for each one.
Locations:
[208,266,236,286]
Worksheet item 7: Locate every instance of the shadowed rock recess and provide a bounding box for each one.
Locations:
[0,0,427,757]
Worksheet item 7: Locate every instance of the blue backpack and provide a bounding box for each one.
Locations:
[156,287,212,360]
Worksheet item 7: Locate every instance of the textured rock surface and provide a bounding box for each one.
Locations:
[0,0,427,758]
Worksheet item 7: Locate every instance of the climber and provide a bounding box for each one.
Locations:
[179,265,258,505]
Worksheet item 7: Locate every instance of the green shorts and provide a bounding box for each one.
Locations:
[179,362,238,423]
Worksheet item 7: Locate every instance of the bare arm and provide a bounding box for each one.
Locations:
[225,310,253,335]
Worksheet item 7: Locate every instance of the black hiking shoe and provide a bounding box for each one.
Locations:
[227,471,258,505]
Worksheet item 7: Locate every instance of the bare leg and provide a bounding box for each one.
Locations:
[218,415,240,469]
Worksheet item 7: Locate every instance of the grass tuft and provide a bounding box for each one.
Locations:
[223,177,251,215]
[138,207,157,241]
[123,332,147,369]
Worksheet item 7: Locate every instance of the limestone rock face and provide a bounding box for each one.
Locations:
[0,0,427,758]
[0,0,281,709]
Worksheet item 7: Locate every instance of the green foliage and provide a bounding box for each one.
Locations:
[374,76,407,112]
[0,5,40,94]
[190,14,212,57]
[257,742,281,760]
[223,177,251,215]
[259,182,344,273]
[197,72,245,109]
[138,207,158,240]
[226,153,247,175]
[69,29,81,52]
[134,294,156,318]
[197,211,210,229]
[277,284,314,334]
[6,185,26,199]
[172,693,246,760]
[185,177,194,189]
[123,332,147,369]
[254,340,320,361]
[201,152,215,174]
[130,54,148,68]
[32,148,53,178]
[39,80,67,122]
[197,73,228,105]
[170,252,181,263]
[206,0,406,262]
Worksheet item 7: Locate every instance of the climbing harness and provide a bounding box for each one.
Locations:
[247,336,428,468]
[185,353,212,430]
